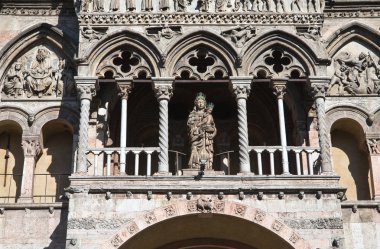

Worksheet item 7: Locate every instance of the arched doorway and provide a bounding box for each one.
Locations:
[119,214,295,249]
[331,118,372,200]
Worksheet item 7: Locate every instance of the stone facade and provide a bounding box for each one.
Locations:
[0,0,380,248]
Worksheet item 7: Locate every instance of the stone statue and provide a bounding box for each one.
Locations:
[81,25,105,41]
[93,0,104,12]
[3,62,25,97]
[81,0,91,12]
[175,0,188,12]
[142,0,153,11]
[187,93,217,170]
[126,0,136,11]
[221,25,256,47]
[24,47,54,98]
[274,0,285,12]
[159,0,170,11]
[307,0,317,12]
[215,0,228,12]
[199,0,211,12]
[291,0,302,12]
[109,0,120,11]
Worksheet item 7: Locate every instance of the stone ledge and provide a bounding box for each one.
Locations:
[0,202,68,210]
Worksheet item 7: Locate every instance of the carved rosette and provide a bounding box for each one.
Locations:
[233,204,247,217]
[143,212,157,224]
[22,137,42,159]
[254,209,266,223]
[110,234,123,248]
[163,205,177,217]
[289,232,301,244]
[271,220,284,232]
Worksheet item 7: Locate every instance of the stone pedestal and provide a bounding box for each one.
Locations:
[182,169,225,176]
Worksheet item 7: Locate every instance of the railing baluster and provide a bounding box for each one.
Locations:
[94,153,99,176]
[268,149,275,176]
[307,150,314,175]
[256,149,263,175]
[147,152,152,176]
[294,149,301,176]
[134,151,140,176]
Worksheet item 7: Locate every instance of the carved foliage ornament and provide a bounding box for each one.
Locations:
[97,50,152,79]
[252,49,306,79]
[173,48,228,80]
[1,46,76,99]
[22,138,42,158]
[328,52,380,96]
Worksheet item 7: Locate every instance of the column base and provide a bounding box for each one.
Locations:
[17,197,33,204]
[182,169,225,176]
[153,171,172,176]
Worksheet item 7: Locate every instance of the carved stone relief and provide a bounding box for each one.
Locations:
[367,138,380,155]
[81,25,106,41]
[221,25,256,47]
[146,25,182,41]
[96,50,152,79]
[296,25,321,41]
[328,51,380,95]
[1,46,76,99]
[251,49,306,78]
[173,48,228,80]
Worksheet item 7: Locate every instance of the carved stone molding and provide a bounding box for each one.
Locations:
[0,7,75,16]
[221,25,256,47]
[21,137,42,158]
[79,13,323,26]
[146,25,182,41]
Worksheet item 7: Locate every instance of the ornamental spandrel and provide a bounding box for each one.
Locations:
[1,46,76,99]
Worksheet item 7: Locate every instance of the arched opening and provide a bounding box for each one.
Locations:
[33,120,73,203]
[331,118,372,200]
[119,214,294,249]
[0,121,23,203]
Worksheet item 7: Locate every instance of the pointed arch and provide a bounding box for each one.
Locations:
[325,21,380,57]
[242,30,330,76]
[99,200,310,249]
[84,30,161,77]
[164,31,238,77]
[0,23,77,83]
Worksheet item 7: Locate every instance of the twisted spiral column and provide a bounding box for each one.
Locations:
[153,78,174,174]
[75,77,97,174]
[231,77,253,174]
[310,78,333,174]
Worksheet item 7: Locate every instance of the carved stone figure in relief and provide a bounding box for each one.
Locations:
[142,0,153,11]
[368,139,380,155]
[24,48,54,98]
[199,0,211,12]
[187,93,217,170]
[274,0,285,12]
[81,25,105,41]
[3,62,25,97]
[291,0,302,12]
[221,25,256,47]
[328,52,380,95]
[261,0,271,11]
[126,0,136,11]
[307,0,317,12]
[93,0,104,12]
[109,0,120,11]
[215,0,228,12]
[159,0,170,11]
[296,26,321,41]
[175,0,188,12]
[234,0,248,12]
[81,0,91,12]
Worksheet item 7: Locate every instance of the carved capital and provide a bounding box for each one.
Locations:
[271,79,287,99]
[152,77,175,101]
[75,76,98,100]
[309,77,330,99]
[116,78,133,100]
[22,137,42,158]
[230,76,252,99]
[367,138,380,155]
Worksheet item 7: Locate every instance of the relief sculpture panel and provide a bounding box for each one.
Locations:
[1,46,76,99]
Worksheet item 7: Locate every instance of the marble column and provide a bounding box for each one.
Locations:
[366,135,380,200]
[271,79,290,175]
[152,77,174,175]
[75,77,98,174]
[230,76,253,174]
[309,77,333,174]
[18,136,41,203]
[116,79,133,175]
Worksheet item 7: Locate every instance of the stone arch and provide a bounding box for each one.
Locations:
[164,31,238,78]
[0,107,29,133]
[326,106,369,134]
[84,30,161,78]
[30,106,79,135]
[0,23,76,86]
[100,200,310,249]
[325,21,380,57]
[242,30,329,77]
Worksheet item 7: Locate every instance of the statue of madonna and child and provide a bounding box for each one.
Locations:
[187,92,217,171]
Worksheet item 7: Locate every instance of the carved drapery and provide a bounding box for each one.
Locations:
[1,45,76,99]
[309,77,332,174]
[96,50,152,79]
[251,49,306,79]
[231,77,252,174]
[153,78,174,174]
[327,52,380,96]
[75,77,98,174]
[173,48,229,80]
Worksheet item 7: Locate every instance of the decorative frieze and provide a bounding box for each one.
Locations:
[68,218,132,229]
[79,13,323,26]
[0,7,75,16]
[284,218,343,229]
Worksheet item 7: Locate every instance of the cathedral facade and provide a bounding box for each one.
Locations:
[0,0,380,248]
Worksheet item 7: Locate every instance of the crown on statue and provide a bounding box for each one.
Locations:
[206,102,214,109]
[195,92,206,101]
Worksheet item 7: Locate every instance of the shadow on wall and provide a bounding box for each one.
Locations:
[331,129,371,200]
